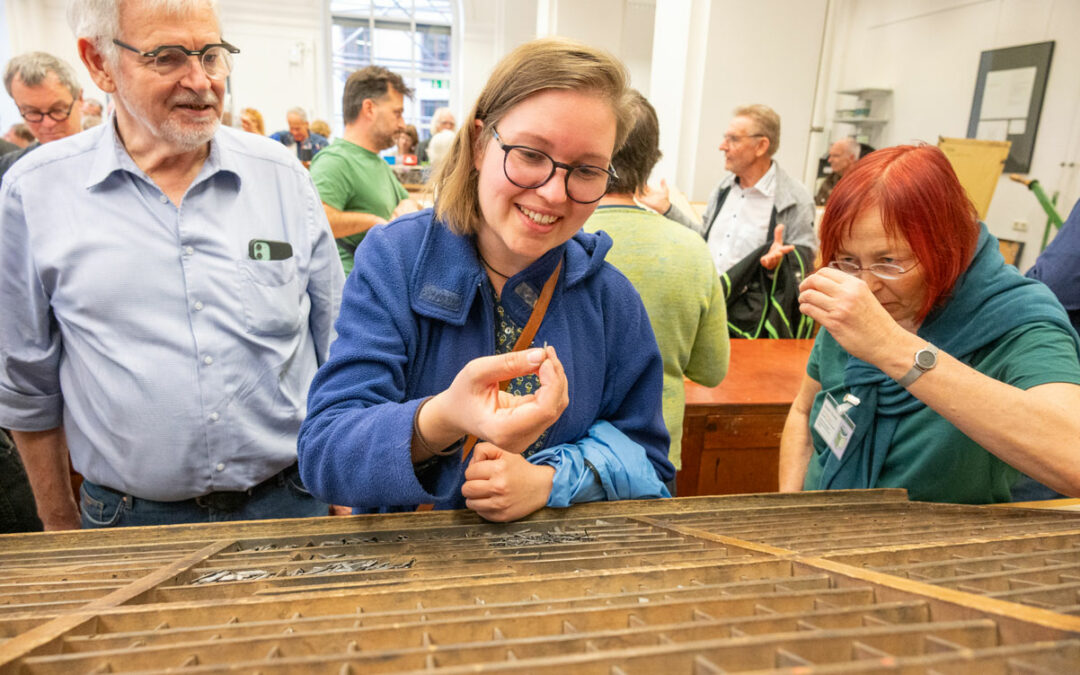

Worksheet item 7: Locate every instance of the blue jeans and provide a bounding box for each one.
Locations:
[79,464,327,528]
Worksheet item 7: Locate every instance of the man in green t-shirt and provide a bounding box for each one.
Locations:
[310,66,420,274]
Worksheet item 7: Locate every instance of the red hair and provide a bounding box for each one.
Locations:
[818,144,979,322]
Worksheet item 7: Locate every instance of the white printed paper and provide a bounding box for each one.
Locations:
[981,66,1036,119]
[976,120,1008,142]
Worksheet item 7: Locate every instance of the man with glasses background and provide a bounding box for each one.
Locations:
[0,52,85,179]
[640,104,816,276]
[0,0,343,530]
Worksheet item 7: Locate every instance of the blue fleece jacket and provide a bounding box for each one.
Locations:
[298,209,673,511]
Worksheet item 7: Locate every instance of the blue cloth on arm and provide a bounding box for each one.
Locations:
[530,421,671,507]
[812,223,1080,491]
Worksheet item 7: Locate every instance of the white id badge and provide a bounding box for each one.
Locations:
[813,392,858,460]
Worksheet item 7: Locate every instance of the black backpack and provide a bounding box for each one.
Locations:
[720,240,815,339]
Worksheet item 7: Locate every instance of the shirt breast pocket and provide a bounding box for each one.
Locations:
[238,258,302,337]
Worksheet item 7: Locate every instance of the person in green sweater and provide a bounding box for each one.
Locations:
[311,66,420,275]
[585,91,729,489]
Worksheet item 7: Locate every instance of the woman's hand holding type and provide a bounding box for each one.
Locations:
[461,442,555,521]
[798,267,906,365]
[419,345,568,455]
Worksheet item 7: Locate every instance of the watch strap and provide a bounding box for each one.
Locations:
[897,343,939,388]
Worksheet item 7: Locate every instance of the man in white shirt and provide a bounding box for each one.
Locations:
[641,104,816,275]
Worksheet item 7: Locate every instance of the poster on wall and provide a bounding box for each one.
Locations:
[966,41,1054,174]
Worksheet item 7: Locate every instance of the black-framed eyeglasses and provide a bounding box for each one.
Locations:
[828,259,920,280]
[112,39,240,80]
[491,127,617,204]
[19,98,76,123]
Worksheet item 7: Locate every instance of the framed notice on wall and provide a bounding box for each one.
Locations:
[966,41,1054,174]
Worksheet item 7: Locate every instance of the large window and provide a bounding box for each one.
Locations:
[330,0,452,140]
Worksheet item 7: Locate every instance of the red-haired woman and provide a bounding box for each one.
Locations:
[778,144,1080,503]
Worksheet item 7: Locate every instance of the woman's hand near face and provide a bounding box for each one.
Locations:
[418,345,568,456]
[461,442,556,521]
[798,267,906,364]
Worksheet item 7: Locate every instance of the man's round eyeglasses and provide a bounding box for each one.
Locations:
[491,127,617,205]
[20,99,76,123]
[112,39,240,80]
[828,259,919,280]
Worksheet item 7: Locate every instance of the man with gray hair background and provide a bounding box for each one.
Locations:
[815,136,861,206]
[0,51,85,178]
[640,103,816,276]
[270,106,327,166]
[416,105,455,163]
[0,0,343,529]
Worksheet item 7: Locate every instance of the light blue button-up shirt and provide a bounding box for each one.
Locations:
[0,121,343,500]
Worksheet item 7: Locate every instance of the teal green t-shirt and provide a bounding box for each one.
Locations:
[585,205,729,469]
[310,139,408,275]
[804,322,1080,503]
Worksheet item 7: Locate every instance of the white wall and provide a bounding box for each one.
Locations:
[689,0,828,201]
[218,0,327,133]
[535,0,655,97]
[458,0,539,119]
[647,0,828,201]
[0,1,16,131]
[823,0,1080,269]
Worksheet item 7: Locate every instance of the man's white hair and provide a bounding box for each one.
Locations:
[429,106,454,135]
[286,107,308,123]
[834,136,859,158]
[67,0,220,64]
[426,128,455,169]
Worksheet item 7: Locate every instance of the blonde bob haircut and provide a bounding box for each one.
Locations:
[432,37,634,236]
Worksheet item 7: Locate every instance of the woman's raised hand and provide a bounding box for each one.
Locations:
[798,267,905,364]
[422,345,568,455]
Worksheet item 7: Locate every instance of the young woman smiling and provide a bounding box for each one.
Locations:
[298,38,673,521]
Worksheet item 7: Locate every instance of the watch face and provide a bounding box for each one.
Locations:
[915,348,937,369]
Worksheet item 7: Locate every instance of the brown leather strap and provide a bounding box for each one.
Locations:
[460,258,563,464]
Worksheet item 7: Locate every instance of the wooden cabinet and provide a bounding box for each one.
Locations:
[678,339,813,497]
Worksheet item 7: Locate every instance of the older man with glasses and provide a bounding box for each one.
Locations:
[640,104,818,338]
[0,0,343,530]
[641,104,816,276]
[0,52,85,179]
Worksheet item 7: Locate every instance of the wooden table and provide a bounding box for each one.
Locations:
[678,339,814,497]
[5,490,1080,672]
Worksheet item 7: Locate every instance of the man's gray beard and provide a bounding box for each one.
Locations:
[160,116,220,150]
[113,68,221,151]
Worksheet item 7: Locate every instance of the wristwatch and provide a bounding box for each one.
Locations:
[896,343,939,387]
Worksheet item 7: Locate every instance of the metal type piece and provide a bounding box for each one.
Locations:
[1,490,1080,672]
